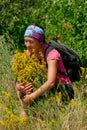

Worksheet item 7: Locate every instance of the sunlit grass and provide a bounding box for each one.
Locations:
[0,36,87,130]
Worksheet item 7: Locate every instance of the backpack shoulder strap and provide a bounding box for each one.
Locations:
[44,45,54,62]
[44,40,63,61]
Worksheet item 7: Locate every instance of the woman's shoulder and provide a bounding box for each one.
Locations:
[47,49,61,62]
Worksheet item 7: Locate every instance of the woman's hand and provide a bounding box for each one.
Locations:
[16,82,33,94]
[23,83,33,94]
[16,82,25,92]
[23,94,34,105]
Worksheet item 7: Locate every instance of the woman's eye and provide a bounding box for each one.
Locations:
[24,40,35,44]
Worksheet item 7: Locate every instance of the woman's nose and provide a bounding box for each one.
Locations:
[25,42,31,47]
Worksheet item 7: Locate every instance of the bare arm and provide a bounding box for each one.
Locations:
[23,59,58,105]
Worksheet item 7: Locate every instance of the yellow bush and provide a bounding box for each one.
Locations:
[11,50,47,87]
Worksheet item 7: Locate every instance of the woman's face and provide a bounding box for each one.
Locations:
[24,37,41,52]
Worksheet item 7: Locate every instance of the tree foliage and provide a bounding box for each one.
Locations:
[0,0,87,66]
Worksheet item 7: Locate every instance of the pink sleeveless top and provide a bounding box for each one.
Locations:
[42,45,71,85]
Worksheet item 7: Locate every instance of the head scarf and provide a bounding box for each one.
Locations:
[24,25,45,42]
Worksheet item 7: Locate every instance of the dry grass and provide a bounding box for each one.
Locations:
[0,36,87,130]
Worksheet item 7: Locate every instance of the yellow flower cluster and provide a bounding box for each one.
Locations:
[0,90,28,129]
[80,67,85,76]
[11,50,47,86]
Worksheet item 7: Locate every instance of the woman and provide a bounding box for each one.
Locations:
[16,24,74,107]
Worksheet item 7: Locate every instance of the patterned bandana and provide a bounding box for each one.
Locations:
[24,25,45,42]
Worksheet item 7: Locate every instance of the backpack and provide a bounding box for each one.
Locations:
[44,40,82,82]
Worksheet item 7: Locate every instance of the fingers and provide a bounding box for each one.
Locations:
[24,85,33,91]
[25,87,33,94]
[23,95,30,105]
[25,82,33,87]
[23,95,33,105]
[24,83,33,91]
[16,82,25,86]
[16,82,25,92]
[16,82,33,94]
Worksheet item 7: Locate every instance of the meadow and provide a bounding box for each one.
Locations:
[0,0,87,129]
[0,34,87,130]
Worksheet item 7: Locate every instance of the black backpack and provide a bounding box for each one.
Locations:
[44,40,82,82]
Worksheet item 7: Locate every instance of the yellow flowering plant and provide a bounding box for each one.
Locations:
[11,50,47,90]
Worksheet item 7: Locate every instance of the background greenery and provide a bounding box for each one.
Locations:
[0,0,87,129]
[0,0,87,66]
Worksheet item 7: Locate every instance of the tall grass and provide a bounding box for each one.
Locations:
[0,36,87,130]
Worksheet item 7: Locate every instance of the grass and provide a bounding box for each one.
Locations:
[0,36,87,130]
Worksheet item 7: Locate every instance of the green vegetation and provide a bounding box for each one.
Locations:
[0,0,87,129]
